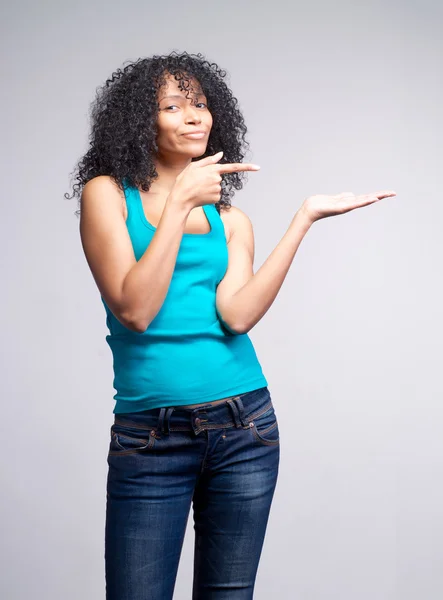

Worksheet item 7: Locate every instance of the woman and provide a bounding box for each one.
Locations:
[67,51,395,599]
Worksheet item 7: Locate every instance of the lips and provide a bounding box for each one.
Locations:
[182,130,206,136]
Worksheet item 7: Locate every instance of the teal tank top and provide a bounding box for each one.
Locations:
[101,181,268,414]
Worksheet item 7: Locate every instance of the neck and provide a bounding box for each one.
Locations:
[150,152,192,196]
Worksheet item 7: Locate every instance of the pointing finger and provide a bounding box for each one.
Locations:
[216,163,261,174]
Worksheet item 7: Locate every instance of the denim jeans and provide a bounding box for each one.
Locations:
[105,386,280,599]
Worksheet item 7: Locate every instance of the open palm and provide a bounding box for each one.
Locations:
[302,190,397,223]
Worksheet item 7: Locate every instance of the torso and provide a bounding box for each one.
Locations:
[121,189,233,242]
[121,187,234,409]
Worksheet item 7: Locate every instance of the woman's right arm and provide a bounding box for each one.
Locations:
[79,175,190,333]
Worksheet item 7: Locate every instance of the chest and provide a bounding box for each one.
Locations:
[121,195,232,241]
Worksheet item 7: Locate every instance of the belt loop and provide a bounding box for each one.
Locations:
[157,408,166,433]
[164,407,175,435]
[227,397,242,428]
[234,396,249,427]
[157,407,176,435]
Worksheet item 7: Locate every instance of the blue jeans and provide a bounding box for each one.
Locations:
[105,386,280,599]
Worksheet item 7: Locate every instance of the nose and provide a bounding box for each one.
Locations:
[185,103,202,124]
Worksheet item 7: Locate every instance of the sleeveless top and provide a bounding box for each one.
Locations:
[101,181,268,414]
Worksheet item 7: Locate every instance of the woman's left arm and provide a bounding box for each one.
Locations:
[216,206,313,335]
[216,189,396,334]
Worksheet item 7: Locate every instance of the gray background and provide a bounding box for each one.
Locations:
[2,0,442,598]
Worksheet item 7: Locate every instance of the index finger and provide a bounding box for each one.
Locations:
[215,162,261,174]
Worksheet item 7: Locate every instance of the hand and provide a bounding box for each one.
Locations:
[168,151,261,210]
[301,190,397,224]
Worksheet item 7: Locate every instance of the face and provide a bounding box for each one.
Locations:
[155,73,213,160]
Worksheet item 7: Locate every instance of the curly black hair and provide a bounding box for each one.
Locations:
[65,50,253,217]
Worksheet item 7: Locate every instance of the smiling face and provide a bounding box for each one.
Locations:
[155,72,213,160]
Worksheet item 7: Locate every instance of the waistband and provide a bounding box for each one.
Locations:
[112,386,271,436]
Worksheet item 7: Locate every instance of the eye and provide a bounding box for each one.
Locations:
[164,102,208,111]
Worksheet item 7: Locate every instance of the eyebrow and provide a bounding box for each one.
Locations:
[159,93,205,102]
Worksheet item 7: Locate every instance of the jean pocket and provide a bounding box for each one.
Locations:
[248,403,280,446]
[108,424,156,455]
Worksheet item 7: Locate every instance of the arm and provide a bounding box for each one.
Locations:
[216,189,398,334]
[80,176,191,333]
[216,205,313,334]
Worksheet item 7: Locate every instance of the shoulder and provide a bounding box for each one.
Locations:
[81,175,126,215]
[82,175,122,193]
[219,205,254,244]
